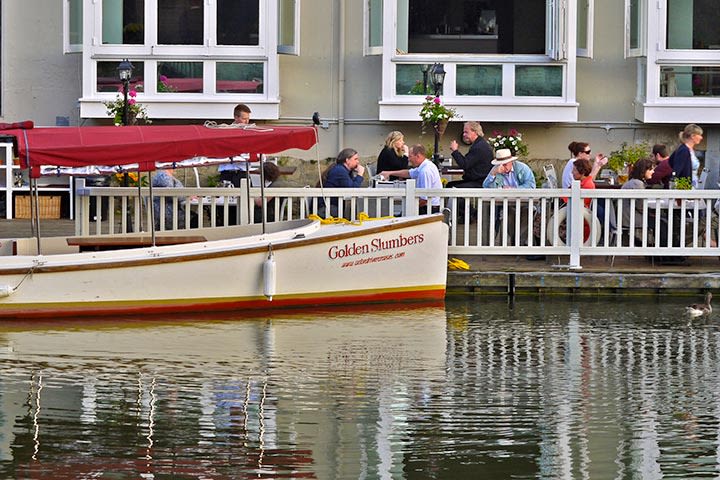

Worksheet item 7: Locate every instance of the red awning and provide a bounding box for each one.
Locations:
[4,124,317,177]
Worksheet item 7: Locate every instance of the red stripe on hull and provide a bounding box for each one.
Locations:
[0,287,446,319]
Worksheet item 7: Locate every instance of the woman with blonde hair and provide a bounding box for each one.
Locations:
[376,131,409,180]
[669,123,703,184]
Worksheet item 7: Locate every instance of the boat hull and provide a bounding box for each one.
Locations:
[0,216,448,318]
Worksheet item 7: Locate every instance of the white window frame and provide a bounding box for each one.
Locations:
[364,0,383,56]
[576,0,593,58]
[81,0,281,120]
[277,0,300,55]
[63,0,83,53]
[625,0,646,58]
[379,0,578,123]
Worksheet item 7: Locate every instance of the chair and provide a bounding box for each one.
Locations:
[543,164,558,188]
[697,168,709,189]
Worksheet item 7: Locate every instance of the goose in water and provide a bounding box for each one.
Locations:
[686,292,712,317]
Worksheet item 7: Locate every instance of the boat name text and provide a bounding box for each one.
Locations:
[328,234,424,260]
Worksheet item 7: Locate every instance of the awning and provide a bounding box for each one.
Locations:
[2,124,317,177]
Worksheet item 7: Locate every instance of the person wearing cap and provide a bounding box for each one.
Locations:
[482,148,536,189]
[378,144,442,213]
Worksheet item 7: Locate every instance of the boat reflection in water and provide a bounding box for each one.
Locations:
[1,298,720,478]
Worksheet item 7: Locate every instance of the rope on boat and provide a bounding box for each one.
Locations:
[307,212,394,226]
[448,257,470,271]
[0,264,37,298]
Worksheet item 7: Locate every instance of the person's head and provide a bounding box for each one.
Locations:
[336,148,360,170]
[568,141,590,158]
[462,122,484,144]
[408,144,427,167]
[262,162,281,183]
[680,123,703,145]
[384,131,406,155]
[629,158,656,181]
[491,148,517,174]
[233,104,252,124]
[652,143,669,161]
[572,158,592,180]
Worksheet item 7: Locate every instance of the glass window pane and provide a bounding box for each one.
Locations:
[629,0,639,49]
[368,0,383,48]
[96,61,145,93]
[660,66,720,97]
[218,0,259,46]
[102,0,144,45]
[157,62,203,93]
[667,0,720,50]
[279,0,295,47]
[457,65,502,96]
[577,0,588,50]
[69,0,83,46]
[515,65,562,96]
[396,64,433,95]
[404,0,544,54]
[158,0,203,45]
[216,63,264,94]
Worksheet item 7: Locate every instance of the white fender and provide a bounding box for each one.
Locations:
[263,251,276,301]
[0,285,14,298]
[547,206,601,246]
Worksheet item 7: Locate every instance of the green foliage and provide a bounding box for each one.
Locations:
[673,177,693,190]
[607,142,650,173]
[205,173,220,187]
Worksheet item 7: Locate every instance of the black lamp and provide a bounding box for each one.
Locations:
[117,59,134,127]
[430,63,446,166]
[431,63,446,96]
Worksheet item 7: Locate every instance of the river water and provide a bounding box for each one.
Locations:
[0,297,719,479]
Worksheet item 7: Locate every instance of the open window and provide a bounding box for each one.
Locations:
[577,0,593,58]
[278,0,299,55]
[365,0,383,56]
[64,0,83,53]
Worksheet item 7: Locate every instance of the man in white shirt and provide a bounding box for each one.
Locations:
[378,144,443,213]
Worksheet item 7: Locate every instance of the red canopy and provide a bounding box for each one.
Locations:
[4,124,317,177]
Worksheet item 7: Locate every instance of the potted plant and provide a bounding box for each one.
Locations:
[487,129,529,157]
[104,88,151,126]
[607,142,649,182]
[419,95,458,135]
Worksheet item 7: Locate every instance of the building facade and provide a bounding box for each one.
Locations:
[1,0,719,182]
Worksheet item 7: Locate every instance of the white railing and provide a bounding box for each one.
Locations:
[74,178,720,268]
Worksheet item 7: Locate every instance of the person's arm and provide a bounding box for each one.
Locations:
[589,154,608,180]
[517,163,537,189]
[378,169,410,179]
[674,145,692,179]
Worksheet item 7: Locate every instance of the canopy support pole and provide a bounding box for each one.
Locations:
[30,177,41,255]
[148,171,156,247]
[259,154,266,235]
[136,168,144,232]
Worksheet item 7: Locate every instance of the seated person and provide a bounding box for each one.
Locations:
[483,149,536,189]
[376,131,409,181]
[253,162,281,223]
[646,144,672,188]
[378,144,443,213]
[447,121,493,188]
[562,142,608,189]
[562,158,595,206]
[152,167,191,230]
[317,148,365,217]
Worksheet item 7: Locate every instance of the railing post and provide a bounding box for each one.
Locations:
[405,179,418,216]
[74,178,87,236]
[568,180,582,269]
[239,177,250,225]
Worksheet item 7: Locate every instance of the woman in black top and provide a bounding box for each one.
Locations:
[376,131,409,180]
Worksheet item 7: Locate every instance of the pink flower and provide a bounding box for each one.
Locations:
[128,98,137,105]
[129,89,138,97]
[509,128,519,136]
[433,97,441,104]
[159,75,169,83]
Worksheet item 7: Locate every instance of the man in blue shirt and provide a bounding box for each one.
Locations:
[378,144,443,213]
[319,148,366,217]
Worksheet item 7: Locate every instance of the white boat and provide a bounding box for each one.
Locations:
[0,123,448,318]
[0,216,447,318]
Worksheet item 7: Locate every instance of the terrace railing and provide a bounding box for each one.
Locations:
[73,178,720,268]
